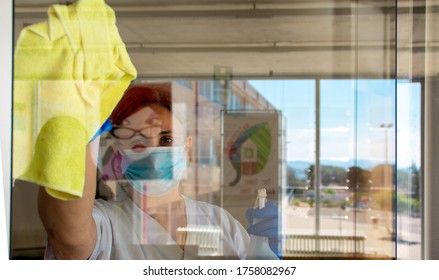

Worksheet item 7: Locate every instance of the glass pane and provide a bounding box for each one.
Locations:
[11,0,425,260]
[394,0,423,260]
[396,81,422,259]
[320,79,397,259]
[249,80,316,255]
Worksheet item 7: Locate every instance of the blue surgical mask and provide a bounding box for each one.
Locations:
[120,146,187,196]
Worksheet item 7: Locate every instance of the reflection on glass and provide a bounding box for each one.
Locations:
[10,0,424,260]
[249,79,419,259]
[97,83,234,259]
[396,82,422,259]
[10,77,422,260]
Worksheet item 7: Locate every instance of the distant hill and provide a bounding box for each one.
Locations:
[321,159,376,169]
[288,159,376,170]
[287,161,312,171]
[287,160,385,181]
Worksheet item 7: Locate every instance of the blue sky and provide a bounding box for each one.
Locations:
[249,79,420,168]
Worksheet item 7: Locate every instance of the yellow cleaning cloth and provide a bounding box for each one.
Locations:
[13,0,137,200]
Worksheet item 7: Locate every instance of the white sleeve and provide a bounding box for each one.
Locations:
[229,213,251,259]
[88,200,113,260]
[43,200,112,260]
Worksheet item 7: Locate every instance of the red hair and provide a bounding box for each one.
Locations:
[110,84,172,125]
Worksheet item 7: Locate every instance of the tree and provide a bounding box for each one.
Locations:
[287,166,305,187]
[306,165,314,189]
[321,165,347,186]
[409,162,421,200]
[346,166,372,189]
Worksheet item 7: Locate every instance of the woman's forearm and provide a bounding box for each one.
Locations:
[38,141,98,259]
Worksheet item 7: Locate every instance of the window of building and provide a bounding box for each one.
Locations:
[9,0,429,260]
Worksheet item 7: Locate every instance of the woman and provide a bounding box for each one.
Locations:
[38,84,279,260]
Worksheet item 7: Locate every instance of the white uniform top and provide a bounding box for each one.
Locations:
[45,195,250,260]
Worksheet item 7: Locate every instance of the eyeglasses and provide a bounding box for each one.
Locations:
[110,126,163,140]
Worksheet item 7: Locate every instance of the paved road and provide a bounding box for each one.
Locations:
[283,205,421,259]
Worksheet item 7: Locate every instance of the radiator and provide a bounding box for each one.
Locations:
[283,234,366,257]
[177,226,223,256]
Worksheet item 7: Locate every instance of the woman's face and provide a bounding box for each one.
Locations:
[113,104,191,153]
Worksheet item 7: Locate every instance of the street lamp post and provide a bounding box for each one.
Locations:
[379,123,398,242]
[380,123,393,168]
[380,123,393,189]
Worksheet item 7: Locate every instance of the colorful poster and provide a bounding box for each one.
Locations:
[221,110,282,207]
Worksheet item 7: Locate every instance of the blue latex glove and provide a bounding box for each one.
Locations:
[245,200,281,258]
[90,119,112,142]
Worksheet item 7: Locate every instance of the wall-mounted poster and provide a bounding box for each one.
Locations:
[221,110,283,208]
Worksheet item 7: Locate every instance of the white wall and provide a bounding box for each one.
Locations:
[424,0,439,260]
[424,78,439,259]
[0,0,13,260]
